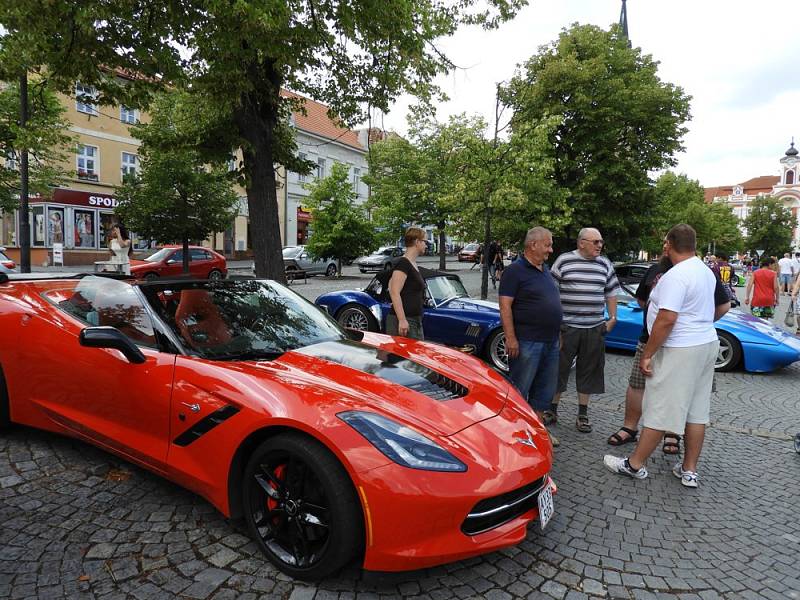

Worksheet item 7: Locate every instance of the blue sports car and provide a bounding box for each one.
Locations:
[315,269,509,372]
[316,273,800,374]
[606,284,800,373]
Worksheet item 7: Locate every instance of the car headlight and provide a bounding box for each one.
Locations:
[338,411,467,472]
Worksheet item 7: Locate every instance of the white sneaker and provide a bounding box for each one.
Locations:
[604,455,648,479]
[672,462,699,487]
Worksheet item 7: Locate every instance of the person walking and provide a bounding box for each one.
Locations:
[778,253,794,294]
[791,273,800,335]
[499,227,562,447]
[488,239,504,288]
[607,255,732,454]
[547,228,620,433]
[386,226,427,340]
[791,252,800,286]
[745,258,779,319]
[604,224,728,488]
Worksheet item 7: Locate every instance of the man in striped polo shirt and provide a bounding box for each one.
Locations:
[547,228,620,433]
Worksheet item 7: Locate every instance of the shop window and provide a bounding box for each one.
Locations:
[1,211,16,246]
[73,210,96,248]
[77,145,99,181]
[75,83,98,115]
[120,106,137,124]
[31,206,46,247]
[48,208,65,246]
[121,152,138,182]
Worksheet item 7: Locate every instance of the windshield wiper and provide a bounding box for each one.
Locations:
[210,350,285,361]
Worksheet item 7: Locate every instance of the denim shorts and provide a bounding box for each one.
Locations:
[509,339,560,412]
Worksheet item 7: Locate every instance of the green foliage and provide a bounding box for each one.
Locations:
[304,163,376,276]
[743,196,795,257]
[113,92,239,270]
[645,172,742,256]
[0,0,527,278]
[506,23,691,254]
[0,78,73,211]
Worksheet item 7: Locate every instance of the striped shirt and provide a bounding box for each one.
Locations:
[551,250,620,328]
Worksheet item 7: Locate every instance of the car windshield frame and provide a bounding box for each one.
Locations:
[425,275,469,306]
[282,246,303,259]
[139,279,347,360]
[144,248,175,263]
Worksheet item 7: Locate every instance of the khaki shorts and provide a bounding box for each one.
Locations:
[641,340,719,435]
[631,341,717,392]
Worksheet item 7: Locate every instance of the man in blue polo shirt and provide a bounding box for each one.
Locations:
[499,226,563,447]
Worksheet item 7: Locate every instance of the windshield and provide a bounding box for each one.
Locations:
[464,244,479,252]
[144,248,174,263]
[426,276,469,304]
[282,246,303,258]
[143,280,345,360]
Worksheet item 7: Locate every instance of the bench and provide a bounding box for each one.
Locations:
[94,261,126,274]
[285,269,307,285]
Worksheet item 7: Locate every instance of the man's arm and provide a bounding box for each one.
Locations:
[605,295,618,332]
[640,309,678,376]
[499,296,519,359]
[773,272,780,304]
[744,275,754,305]
[714,302,730,321]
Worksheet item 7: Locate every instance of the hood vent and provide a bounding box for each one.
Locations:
[294,339,468,401]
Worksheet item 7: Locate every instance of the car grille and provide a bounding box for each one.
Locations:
[404,371,468,401]
[461,476,548,536]
[465,324,481,338]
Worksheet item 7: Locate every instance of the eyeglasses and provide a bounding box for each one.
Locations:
[581,239,604,246]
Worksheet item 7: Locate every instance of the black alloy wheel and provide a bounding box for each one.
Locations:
[242,433,363,580]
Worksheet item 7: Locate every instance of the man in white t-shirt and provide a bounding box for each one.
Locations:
[605,224,730,488]
[792,252,800,284]
[778,253,794,293]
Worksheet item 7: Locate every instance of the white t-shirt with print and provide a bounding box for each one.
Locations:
[646,256,718,347]
[778,257,793,275]
[791,257,800,276]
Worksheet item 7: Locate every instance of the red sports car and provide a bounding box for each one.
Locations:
[130,245,227,281]
[458,243,482,263]
[0,273,554,580]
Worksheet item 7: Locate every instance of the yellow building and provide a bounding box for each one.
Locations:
[1,73,282,265]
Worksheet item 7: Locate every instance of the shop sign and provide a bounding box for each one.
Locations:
[50,189,119,208]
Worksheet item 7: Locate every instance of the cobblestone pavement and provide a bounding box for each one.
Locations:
[2,265,800,599]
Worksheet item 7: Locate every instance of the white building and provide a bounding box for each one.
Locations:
[705,142,800,250]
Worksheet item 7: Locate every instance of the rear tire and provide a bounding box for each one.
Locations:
[242,433,363,580]
[144,272,159,281]
[483,329,509,373]
[208,269,224,281]
[325,264,337,277]
[0,364,10,429]
[715,330,741,372]
[336,304,377,332]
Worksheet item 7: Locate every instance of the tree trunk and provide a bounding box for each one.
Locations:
[19,72,30,273]
[182,236,190,275]
[437,222,447,271]
[235,89,285,283]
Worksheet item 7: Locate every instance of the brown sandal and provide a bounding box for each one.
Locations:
[607,427,637,446]
[575,415,592,433]
[662,433,681,455]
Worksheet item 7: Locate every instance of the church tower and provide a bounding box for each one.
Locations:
[619,0,630,46]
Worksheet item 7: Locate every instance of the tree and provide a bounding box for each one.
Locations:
[114,93,239,275]
[0,79,73,213]
[743,196,794,257]
[506,24,691,255]
[646,172,742,257]
[304,163,375,276]
[1,0,526,281]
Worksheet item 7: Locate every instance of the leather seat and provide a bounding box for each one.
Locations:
[174,289,232,350]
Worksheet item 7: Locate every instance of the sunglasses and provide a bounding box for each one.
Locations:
[581,239,604,246]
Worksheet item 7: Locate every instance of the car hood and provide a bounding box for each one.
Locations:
[129,259,150,268]
[220,335,510,436]
[722,309,800,349]
[357,254,387,262]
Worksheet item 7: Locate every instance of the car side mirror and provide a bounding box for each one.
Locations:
[167,259,179,264]
[424,298,435,308]
[79,326,146,364]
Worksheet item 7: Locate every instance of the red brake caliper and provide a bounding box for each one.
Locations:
[266,464,286,518]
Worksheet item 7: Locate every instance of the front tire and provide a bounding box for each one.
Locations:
[208,269,224,281]
[336,304,377,332]
[325,263,337,277]
[715,330,741,372]
[484,329,509,373]
[242,433,363,580]
[144,272,159,281]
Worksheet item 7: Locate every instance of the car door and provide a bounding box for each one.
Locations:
[30,279,175,472]
[604,291,643,349]
[161,249,187,278]
[189,248,213,278]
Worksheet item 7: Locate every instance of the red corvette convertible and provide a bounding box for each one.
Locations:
[0,273,554,579]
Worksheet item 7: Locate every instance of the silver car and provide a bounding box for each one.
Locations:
[355,246,404,273]
[282,246,338,277]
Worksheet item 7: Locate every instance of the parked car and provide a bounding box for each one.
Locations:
[0,273,555,579]
[458,243,482,263]
[0,247,16,271]
[354,246,403,273]
[606,283,800,372]
[283,245,338,277]
[0,262,15,274]
[316,269,509,372]
[614,261,656,285]
[130,246,227,281]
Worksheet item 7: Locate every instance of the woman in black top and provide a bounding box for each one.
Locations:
[387,227,427,340]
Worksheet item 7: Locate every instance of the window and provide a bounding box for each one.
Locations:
[317,158,326,179]
[77,145,98,180]
[787,170,795,185]
[298,152,307,182]
[4,150,17,170]
[121,152,138,181]
[120,106,137,124]
[75,83,98,115]
[191,248,212,261]
[353,167,361,193]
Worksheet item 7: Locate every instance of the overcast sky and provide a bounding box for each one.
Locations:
[375,0,798,188]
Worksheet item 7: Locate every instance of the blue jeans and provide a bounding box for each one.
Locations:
[509,339,560,413]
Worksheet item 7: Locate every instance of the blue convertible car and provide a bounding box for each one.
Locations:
[316,269,509,372]
[316,273,800,374]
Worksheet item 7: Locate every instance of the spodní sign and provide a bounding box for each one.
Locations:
[29,189,119,209]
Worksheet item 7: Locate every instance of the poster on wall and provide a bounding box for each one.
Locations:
[32,206,45,246]
[47,208,64,245]
[73,210,95,248]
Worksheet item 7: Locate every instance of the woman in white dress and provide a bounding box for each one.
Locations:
[108,224,132,275]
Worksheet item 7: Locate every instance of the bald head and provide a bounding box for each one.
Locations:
[577,228,604,258]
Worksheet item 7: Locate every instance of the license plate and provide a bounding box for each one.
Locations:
[538,482,554,530]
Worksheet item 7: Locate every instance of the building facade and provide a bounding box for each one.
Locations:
[705,143,800,250]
